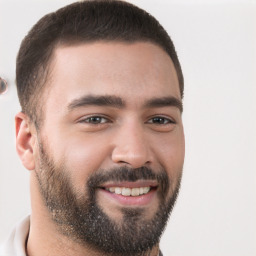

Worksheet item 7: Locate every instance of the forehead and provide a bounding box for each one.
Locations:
[46,42,180,109]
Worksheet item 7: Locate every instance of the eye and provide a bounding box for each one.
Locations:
[79,116,109,124]
[148,116,175,125]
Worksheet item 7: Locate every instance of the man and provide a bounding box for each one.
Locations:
[0,0,185,255]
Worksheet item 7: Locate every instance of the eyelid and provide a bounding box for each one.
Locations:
[76,113,176,126]
[146,115,176,124]
[77,114,112,124]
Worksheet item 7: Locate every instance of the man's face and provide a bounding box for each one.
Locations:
[34,42,185,254]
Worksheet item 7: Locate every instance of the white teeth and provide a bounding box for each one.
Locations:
[106,186,151,196]
[109,187,115,193]
[131,188,140,196]
[143,187,150,194]
[114,187,122,194]
[122,188,131,196]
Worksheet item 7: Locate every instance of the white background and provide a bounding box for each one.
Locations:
[0,0,255,255]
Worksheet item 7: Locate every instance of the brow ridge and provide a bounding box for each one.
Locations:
[68,95,183,112]
[68,95,125,110]
[144,96,183,112]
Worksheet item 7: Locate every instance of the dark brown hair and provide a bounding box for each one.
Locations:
[16,0,184,125]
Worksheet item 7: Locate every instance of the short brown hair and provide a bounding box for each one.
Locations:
[16,0,184,125]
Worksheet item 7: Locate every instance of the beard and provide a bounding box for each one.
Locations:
[35,142,182,256]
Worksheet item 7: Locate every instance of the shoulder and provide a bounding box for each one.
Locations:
[0,216,30,256]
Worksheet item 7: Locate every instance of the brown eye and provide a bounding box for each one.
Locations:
[81,116,109,124]
[148,117,174,125]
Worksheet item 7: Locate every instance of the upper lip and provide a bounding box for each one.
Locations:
[99,180,158,189]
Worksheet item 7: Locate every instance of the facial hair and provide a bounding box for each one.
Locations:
[35,142,182,256]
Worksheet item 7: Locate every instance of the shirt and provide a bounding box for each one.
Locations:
[0,216,29,256]
[0,216,163,256]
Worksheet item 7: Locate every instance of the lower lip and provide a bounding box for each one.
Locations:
[98,188,157,206]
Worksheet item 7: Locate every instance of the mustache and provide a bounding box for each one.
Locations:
[87,166,170,198]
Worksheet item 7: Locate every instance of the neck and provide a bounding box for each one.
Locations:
[28,172,160,256]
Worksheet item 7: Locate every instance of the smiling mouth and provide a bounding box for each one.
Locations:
[99,180,158,198]
[97,181,158,206]
[104,186,154,197]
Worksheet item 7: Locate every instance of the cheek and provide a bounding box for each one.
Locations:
[57,135,111,190]
[154,129,185,182]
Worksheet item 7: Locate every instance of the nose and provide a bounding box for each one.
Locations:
[111,122,152,169]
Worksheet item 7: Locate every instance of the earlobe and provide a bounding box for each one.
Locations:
[15,112,36,171]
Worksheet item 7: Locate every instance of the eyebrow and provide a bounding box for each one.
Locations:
[144,96,183,112]
[68,95,125,110]
[67,95,183,112]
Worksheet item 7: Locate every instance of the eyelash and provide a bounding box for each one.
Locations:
[79,116,110,125]
[78,115,175,125]
[147,116,175,125]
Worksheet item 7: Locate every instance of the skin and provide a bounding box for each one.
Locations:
[15,42,185,256]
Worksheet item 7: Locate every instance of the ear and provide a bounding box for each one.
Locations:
[15,112,37,171]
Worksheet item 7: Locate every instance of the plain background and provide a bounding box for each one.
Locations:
[0,0,255,255]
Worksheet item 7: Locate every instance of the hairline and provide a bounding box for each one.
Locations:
[33,38,182,129]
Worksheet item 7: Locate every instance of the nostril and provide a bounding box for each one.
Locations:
[118,160,129,164]
[111,141,151,169]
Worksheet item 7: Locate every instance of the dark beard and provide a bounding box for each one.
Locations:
[35,142,182,256]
